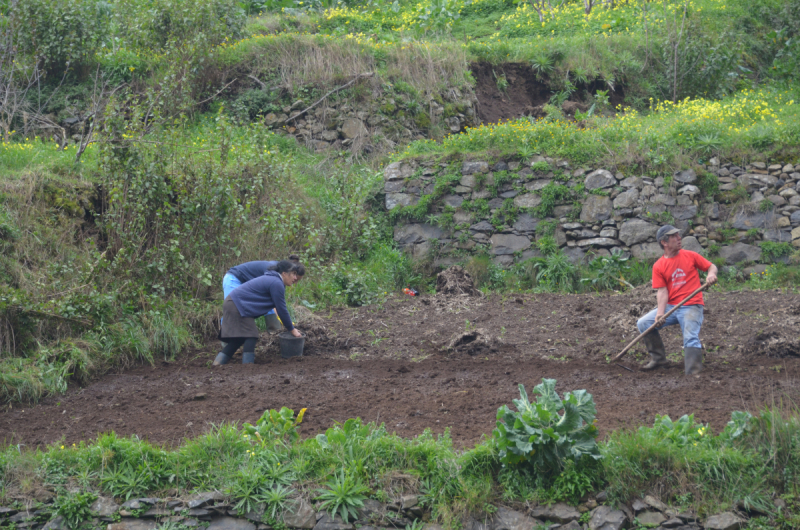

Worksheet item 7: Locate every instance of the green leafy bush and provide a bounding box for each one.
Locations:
[115,0,246,51]
[332,267,380,307]
[534,251,577,291]
[54,491,97,529]
[243,407,306,447]
[493,379,601,474]
[11,0,108,69]
[536,219,558,238]
[581,250,633,291]
[228,466,269,515]
[647,414,710,448]
[534,183,574,218]
[759,241,794,262]
[315,470,369,523]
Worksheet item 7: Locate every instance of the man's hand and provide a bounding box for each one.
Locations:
[706,264,718,285]
[654,314,666,328]
[290,328,302,338]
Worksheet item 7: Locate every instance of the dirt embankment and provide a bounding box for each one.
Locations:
[470,62,626,124]
[1,287,799,448]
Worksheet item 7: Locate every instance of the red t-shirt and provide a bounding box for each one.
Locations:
[652,249,712,305]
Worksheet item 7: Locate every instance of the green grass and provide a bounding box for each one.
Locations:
[1,405,799,527]
[0,137,98,179]
[398,85,800,172]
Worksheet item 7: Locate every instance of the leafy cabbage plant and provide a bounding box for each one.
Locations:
[493,378,601,473]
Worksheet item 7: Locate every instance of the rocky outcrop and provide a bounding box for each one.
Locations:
[385,156,800,266]
[260,90,478,155]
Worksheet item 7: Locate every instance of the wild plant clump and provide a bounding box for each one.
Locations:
[493,378,601,475]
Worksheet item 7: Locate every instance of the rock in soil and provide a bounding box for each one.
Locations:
[704,512,746,530]
[444,329,496,355]
[745,330,800,357]
[436,266,480,296]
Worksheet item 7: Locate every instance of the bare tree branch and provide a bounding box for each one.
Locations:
[75,66,127,163]
[195,78,237,106]
[287,73,374,123]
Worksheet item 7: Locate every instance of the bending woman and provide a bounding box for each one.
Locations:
[222,255,303,331]
[214,260,302,365]
[222,254,301,298]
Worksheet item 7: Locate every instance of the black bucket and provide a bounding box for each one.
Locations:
[279,332,305,358]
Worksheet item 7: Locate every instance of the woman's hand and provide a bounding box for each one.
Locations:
[290,328,302,338]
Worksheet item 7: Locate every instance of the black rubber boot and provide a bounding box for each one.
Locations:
[242,352,255,364]
[641,332,669,370]
[212,352,231,366]
[265,314,282,333]
[684,347,703,375]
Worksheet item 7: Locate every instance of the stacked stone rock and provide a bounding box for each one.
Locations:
[0,491,760,530]
[385,156,800,268]
[261,92,478,153]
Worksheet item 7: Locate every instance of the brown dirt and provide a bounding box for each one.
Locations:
[472,62,550,124]
[2,289,800,448]
[436,265,480,297]
[471,62,627,124]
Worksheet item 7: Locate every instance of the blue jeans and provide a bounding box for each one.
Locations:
[222,273,274,314]
[637,304,704,349]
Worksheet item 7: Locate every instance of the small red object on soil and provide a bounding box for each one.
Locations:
[403,288,419,296]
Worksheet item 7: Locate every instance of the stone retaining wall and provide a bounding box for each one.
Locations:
[0,491,760,530]
[385,156,800,268]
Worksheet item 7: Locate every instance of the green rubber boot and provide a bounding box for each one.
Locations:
[641,332,669,371]
[684,347,703,375]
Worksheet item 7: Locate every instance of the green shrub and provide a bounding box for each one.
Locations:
[536,219,558,238]
[243,407,306,447]
[230,89,282,122]
[115,0,246,50]
[465,255,492,288]
[54,492,97,529]
[760,241,793,262]
[581,250,633,291]
[758,199,775,213]
[11,0,108,69]
[534,250,577,291]
[536,235,559,256]
[493,379,601,474]
[315,470,369,523]
[530,161,550,172]
[697,173,720,196]
[535,183,574,218]
[332,267,380,307]
[228,466,270,515]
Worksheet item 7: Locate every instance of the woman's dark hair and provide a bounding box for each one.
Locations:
[288,254,300,262]
[270,260,299,273]
[295,264,305,277]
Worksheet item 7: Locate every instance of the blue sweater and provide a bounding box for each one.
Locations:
[226,260,279,283]
[229,271,294,331]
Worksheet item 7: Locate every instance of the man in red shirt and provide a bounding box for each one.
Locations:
[637,225,718,374]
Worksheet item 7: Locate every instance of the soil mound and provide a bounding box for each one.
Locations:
[604,284,655,332]
[444,329,496,355]
[745,330,800,358]
[436,266,480,297]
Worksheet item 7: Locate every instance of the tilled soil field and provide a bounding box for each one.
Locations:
[2,287,800,447]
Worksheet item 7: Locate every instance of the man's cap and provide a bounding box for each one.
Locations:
[656,225,680,242]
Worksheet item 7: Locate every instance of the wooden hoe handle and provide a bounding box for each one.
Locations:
[612,281,712,361]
